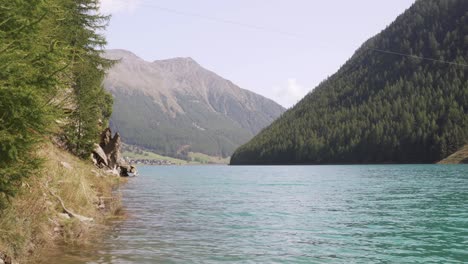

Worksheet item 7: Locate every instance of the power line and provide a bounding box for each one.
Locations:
[369,48,467,67]
[138,1,305,39]
[136,1,467,68]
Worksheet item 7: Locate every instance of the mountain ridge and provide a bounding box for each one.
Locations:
[230,0,467,165]
[103,49,285,158]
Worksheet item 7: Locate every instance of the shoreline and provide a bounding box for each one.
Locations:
[0,143,127,264]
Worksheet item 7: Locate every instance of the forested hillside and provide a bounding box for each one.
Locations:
[438,144,468,164]
[231,0,467,165]
[0,0,113,206]
[104,50,285,159]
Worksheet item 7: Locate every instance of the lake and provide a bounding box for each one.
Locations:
[51,165,468,263]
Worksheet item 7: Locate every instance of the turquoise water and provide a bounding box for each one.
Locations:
[53,165,468,263]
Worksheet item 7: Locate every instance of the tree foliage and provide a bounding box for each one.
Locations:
[0,0,113,205]
[231,0,468,165]
[60,0,114,158]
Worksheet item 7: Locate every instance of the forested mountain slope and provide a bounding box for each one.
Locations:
[104,50,285,158]
[438,144,468,164]
[231,0,467,165]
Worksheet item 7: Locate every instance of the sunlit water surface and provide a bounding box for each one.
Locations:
[48,165,468,263]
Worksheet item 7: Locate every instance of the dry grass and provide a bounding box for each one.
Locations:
[438,144,468,164]
[0,142,126,263]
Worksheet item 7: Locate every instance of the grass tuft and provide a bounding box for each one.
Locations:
[0,142,125,263]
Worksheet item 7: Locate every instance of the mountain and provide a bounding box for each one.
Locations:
[231,0,467,165]
[438,144,468,164]
[103,50,285,158]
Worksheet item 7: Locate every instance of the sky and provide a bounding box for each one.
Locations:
[100,0,415,108]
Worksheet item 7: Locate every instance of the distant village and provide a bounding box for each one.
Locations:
[124,157,177,166]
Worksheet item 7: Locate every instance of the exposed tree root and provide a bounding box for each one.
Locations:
[48,189,94,223]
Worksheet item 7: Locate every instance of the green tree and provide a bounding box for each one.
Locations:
[231,0,468,165]
[0,0,114,206]
[0,0,66,205]
[58,0,114,158]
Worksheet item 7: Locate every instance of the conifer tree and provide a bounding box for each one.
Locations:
[231,0,468,165]
[0,0,65,205]
[0,0,114,205]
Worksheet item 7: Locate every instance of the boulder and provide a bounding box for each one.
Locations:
[100,128,112,149]
[100,129,122,169]
[119,164,137,177]
[107,132,122,169]
[95,128,138,176]
[92,143,108,167]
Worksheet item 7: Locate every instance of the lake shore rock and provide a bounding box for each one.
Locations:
[92,128,137,177]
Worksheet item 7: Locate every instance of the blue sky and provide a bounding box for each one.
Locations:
[100,0,415,108]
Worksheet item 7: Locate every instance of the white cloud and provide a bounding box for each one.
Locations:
[100,0,141,15]
[273,78,311,108]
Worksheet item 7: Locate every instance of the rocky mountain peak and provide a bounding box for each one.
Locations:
[153,57,201,73]
[105,49,143,61]
[103,49,285,158]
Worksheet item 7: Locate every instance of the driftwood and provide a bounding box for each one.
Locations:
[48,190,94,222]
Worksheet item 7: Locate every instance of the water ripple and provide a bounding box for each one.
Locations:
[51,165,468,263]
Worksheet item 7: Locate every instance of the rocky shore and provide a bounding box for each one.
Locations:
[0,128,134,264]
[92,128,138,176]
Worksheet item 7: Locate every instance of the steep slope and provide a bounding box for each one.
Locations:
[438,144,468,164]
[231,0,467,165]
[103,50,285,158]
